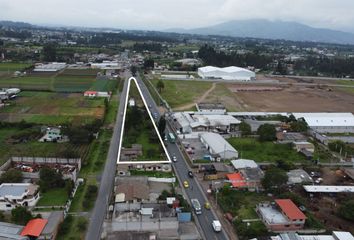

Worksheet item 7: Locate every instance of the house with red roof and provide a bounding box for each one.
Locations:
[256,199,307,232]
[21,218,48,238]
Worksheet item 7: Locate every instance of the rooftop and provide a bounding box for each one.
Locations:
[226,173,247,188]
[0,184,37,198]
[231,159,258,169]
[193,114,241,127]
[303,185,354,193]
[293,112,354,127]
[21,219,48,237]
[287,169,313,184]
[200,132,238,155]
[257,202,289,224]
[275,199,307,220]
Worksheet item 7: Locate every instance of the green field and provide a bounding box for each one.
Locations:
[0,91,105,125]
[228,138,307,163]
[37,188,69,206]
[151,79,212,108]
[0,69,118,92]
[0,63,32,71]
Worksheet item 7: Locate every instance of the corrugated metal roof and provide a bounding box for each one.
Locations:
[200,132,238,155]
[21,219,47,237]
[293,112,354,127]
[275,199,306,220]
[303,185,354,193]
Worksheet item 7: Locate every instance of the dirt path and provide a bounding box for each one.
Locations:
[174,82,217,111]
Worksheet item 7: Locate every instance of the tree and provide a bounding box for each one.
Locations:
[257,124,276,141]
[11,206,33,225]
[158,116,166,137]
[130,65,137,76]
[77,217,88,231]
[156,80,165,93]
[143,59,154,70]
[338,200,354,221]
[290,121,308,132]
[0,169,22,183]
[42,43,57,62]
[39,167,65,192]
[261,167,288,191]
[239,121,251,136]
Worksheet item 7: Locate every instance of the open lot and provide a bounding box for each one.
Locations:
[230,85,354,112]
[227,137,307,163]
[0,62,31,71]
[0,91,105,125]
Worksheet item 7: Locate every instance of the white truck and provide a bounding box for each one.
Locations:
[212,220,222,232]
[191,198,202,215]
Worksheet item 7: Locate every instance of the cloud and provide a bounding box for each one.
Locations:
[0,0,354,32]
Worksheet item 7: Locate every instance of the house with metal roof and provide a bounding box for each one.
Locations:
[200,132,238,160]
[0,222,28,240]
[257,199,306,232]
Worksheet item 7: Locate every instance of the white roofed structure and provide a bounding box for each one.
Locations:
[198,66,255,81]
[200,132,238,159]
[293,112,354,133]
[303,185,354,193]
[231,159,258,169]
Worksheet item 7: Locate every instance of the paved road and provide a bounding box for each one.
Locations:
[135,75,229,240]
[86,72,129,240]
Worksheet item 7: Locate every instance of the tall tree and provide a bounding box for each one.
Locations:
[11,207,33,225]
[156,80,165,93]
[0,169,22,184]
[130,65,137,76]
[239,121,252,136]
[42,43,57,62]
[257,124,276,141]
[143,59,154,70]
[261,167,288,191]
[158,116,166,137]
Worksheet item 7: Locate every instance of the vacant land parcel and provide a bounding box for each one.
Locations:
[0,91,105,125]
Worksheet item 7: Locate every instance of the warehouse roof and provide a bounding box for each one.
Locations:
[303,185,354,193]
[193,114,241,127]
[275,199,306,221]
[293,112,354,127]
[199,66,254,74]
[231,159,258,169]
[200,132,238,155]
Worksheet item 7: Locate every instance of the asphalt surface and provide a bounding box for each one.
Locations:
[135,75,229,240]
[85,72,129,240]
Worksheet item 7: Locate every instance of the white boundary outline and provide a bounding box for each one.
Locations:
[117,77,171,164]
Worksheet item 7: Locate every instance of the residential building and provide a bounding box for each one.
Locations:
[230,159,264,189]
[257,199,307,232]
[21,218,48,239]
[276,132,308,144]
[200,132,238,160]
[293,142,315,153]
[198,66,255,81]
[39,127,63,142]
[0,183,39,210]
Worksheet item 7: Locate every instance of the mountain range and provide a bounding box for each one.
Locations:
[166,19,354,45]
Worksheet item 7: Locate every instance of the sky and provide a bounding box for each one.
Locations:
[1,0,354,33]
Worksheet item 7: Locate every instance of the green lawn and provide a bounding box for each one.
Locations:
[228,138,307,163]
[0,63,32,71]
[38,188,68,206]
[151,79,212,108]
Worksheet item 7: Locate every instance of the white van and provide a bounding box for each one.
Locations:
[212,220,221,232]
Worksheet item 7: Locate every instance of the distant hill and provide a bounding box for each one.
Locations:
[0,20,34,29]
[166,19,354,45]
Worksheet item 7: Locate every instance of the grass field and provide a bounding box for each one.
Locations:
[0,68,118,92]
[228,138,307,163]
[151,79,212,108]
[0,63,32,71]
[0,91,105,125]
[37,188,68,206]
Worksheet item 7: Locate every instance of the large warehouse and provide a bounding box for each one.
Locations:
[293,112,354,133]
[200,132,238,160]
[198,66,255,81]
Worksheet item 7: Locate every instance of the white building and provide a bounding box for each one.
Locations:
[198,66,255,81]
[231,159,258,170]
[293,112,354,133]
[200,132,238,160]
[33,63,66,72]
[0,183,40,210]
[271,231,354,240]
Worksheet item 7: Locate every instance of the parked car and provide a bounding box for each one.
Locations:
[183,180,189,188]
[188,171,194,178]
